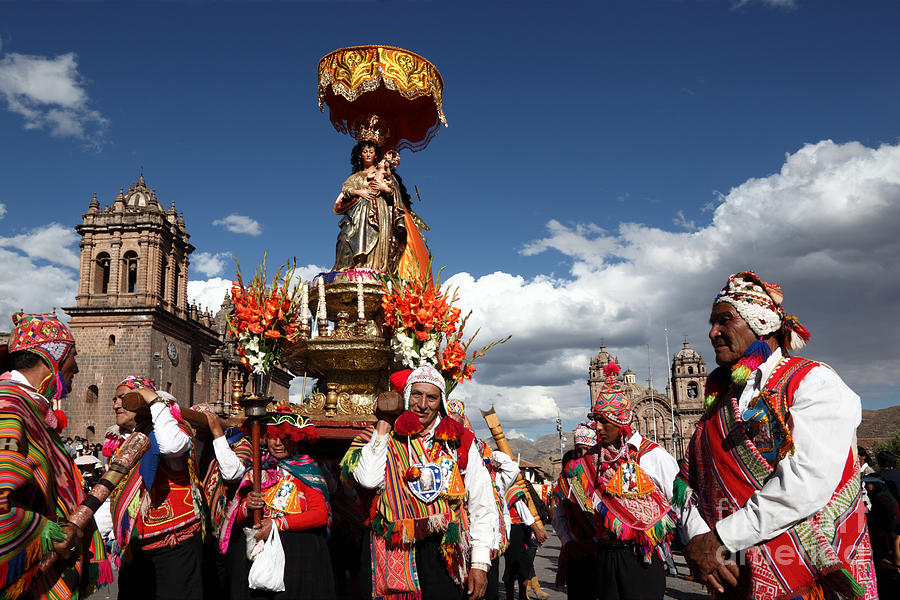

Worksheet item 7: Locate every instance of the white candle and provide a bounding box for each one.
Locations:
[317,277,326,321]
[300,282,309,322]
[357,280,365,320]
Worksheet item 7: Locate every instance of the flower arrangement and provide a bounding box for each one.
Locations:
[228,253,305,375]
[381,271,509,394]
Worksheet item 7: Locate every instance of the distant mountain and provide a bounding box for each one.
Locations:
[858,405,900,445]
[496,405,900,480]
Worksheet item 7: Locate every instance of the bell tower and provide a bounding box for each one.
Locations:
[74,173,192,318]
[671,339,706,411]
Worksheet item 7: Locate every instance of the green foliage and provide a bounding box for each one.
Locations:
[871,430,900,470]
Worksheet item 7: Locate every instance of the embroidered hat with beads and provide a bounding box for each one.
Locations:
[714,271,810,351]
[1,312,76,400]
[591,362,633,426]
[574,422,597,447]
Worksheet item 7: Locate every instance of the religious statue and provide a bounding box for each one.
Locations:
[332,116,432,283]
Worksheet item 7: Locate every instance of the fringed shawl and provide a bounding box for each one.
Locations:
[675,357,873,600]
[0,382,109,599]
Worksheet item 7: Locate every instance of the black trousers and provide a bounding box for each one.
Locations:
[118,534,203,600]
[566,554,598,600]
[485,555,501,599]
[503,523,533,585]
[595,543,665,600]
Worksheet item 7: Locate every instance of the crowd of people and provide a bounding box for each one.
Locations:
[0,270,897,600]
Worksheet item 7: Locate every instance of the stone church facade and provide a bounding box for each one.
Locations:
[588,341,707,460]
[60,174,290,442]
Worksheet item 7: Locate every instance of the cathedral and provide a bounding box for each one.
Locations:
[60,173,290,442]
[588,341,707,459]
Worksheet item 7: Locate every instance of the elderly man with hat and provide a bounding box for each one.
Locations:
[0,312,110,598]
[341,365,498,600]
[676,271,877,600]
[106,377,207,600]
[581,362,679,600]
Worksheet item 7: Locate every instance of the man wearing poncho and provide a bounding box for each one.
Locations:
[678,271,877,600]
[552,423,599,599]
[340,365,497,600]
[580,362,679,600]
[0,312,111,599]
[106,378,207,600]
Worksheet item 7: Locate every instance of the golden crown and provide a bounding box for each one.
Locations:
[354,114,389,146]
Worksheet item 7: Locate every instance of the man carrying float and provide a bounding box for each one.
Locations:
[342,366,497,600]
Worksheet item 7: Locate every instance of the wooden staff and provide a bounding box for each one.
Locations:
[480,407,547,535]
[38,430,152,577]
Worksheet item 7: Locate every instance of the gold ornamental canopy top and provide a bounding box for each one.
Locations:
[318,45,447,152]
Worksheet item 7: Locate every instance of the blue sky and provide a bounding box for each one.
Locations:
[1,1,898,439]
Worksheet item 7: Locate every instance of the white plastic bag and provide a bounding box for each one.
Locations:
[247,524,286,592]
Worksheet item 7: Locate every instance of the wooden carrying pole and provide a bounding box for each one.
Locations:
[481,407,546,534]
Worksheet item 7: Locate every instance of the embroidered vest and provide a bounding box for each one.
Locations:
[134,461,199,540]
[680,357,873,600]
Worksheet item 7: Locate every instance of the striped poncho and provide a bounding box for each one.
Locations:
[0,381,111,600]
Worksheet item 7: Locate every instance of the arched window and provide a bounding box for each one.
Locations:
[160,257,168,301]
[173,265,180,306]
[687,382,699,399]
[688,366,694,374]
[108,334,116,347]
[123,251,138,293]
[86,385,99,403]
[95,253,111,293]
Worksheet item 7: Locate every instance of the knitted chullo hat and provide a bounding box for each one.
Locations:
[704,271,812,409]
[714,271,810,351]
[591,362,633,426]
[265,407,319,443]
[574,422,597,447]
[1,312,76,401]
[403,365,446,412]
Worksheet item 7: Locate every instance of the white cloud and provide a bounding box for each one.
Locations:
[0,51,107,146]
[187,263,326,313]
[0,224,80,325]
[0,223,80,269]
[0,204,6,220]
[505,429,534,442]
[187,277,232,313]
[212,214,261,236]
[192,251,231,278]
[442,139,900,434]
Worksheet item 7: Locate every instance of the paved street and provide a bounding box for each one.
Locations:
[531,528,708,600]
[96,527,709,599]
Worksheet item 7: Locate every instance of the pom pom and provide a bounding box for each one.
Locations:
[404,466,421,481]
[731,363,752,387]
[394,410,423,436]
[389,370,413,394]
[53,409,67,433]
[434,417,464,442]
[603,362,620,377]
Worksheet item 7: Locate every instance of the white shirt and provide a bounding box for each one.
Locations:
[681,348,861,553]
[490,451,520,545]
[353,415,498,565]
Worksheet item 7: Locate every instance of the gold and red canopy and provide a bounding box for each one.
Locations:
[318,45,447,152]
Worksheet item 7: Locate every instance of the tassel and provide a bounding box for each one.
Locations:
[394,410,423,436]
[672,477,689,508]
[603,362,620,377]
[54,409,67,433]
[782,314,810,351]
[97,559,114,585]
[731,340,771,386]
[443,521,460,545]
[434,417,464,442]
